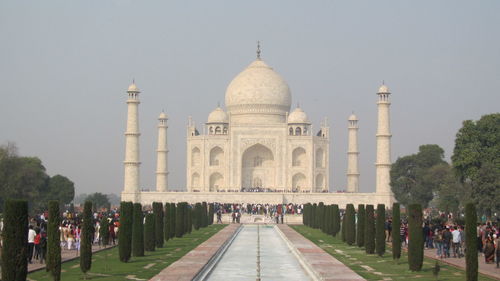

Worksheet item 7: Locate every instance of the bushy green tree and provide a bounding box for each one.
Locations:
[392,203,401,260]
[452,113,500,217]
[144,213,156,252]
[118,201,133,262]
[390,144,447,208]
[345,204,356,245]
[365,205,375,254]
[1,199,28,281]
[85,192,110,211]
[408,203,423,271]
[465,203,478,281]
[332,204,340,236]
[132,203,144,257]
[376,204,386,256]
[153,202,164,248]
[47,200,61,281]
[100,216,110,247]
[80,201,93,276]
[356,204,365,247]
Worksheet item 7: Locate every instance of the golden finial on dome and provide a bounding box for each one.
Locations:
[256,41,261,60]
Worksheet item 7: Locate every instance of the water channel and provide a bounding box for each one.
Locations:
[205,224,312,281]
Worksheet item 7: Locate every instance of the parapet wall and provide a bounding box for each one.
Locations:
[121,191,394,209]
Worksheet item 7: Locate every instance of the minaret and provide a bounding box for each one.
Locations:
[155,112,169,192]
[347,113,359,192]
[375,83,392,195]
[123,82,141,198]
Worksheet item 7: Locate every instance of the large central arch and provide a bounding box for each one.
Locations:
[241,144,275,189]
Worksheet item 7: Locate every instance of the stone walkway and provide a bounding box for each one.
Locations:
[422,247,500,280]
[277,224,365,281]
[150,224,240,281]
[28,244,116,273]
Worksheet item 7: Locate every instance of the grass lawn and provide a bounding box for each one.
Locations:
[291,225,496,281]
[29,224,227,281]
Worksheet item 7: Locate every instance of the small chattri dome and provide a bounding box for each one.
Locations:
[378,84,390,94]
[348,113,358,121]
[288,107,310,124]
[207,107,228,123]
[128,83,139,92]
[158,112,168,119]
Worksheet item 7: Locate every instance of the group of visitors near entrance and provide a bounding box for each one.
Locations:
[383,216,500,267]
[14,209,121,265]
[213,203,304,224]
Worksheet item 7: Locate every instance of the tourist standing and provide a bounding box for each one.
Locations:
[27,225,36,263]
[451,226,462,258]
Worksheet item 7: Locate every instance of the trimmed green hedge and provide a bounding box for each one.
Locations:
[376,204,386,256]
[345,204,356,245]
[80,201,93,274]
[332,204,340,236]
[132,203,144,257]
[392,203,401,260]
[1,199,28,281]
[144,213,156,252]
[408,203,423,271]
[119,201,133,262]
[153,202,164,248]
[47,200,61,281]
[356,204,365,247]
[364,204,375,254]
[465,203,478,281]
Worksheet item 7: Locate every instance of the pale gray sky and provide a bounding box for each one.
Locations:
[1,1,499,195]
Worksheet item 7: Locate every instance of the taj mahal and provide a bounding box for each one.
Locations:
[121,47,395,207]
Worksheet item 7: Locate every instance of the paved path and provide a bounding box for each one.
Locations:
[422,246,500,280]
[277,224,365,281]
[150,224,240,281]
[28,244,116,273]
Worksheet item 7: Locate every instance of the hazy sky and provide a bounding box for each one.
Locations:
[1,1,499,196]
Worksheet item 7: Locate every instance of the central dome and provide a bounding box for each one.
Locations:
[225,59,291,123]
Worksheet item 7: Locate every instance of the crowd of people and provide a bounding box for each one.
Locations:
[385,218,500,267]
[21,209,121,264]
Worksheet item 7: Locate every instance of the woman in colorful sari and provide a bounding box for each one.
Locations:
[484,236,495,264]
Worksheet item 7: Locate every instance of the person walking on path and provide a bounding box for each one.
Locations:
[451,226,462,258]
[28,225,36,263]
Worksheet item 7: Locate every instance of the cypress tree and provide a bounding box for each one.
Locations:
[47,200,61,281]
[164,203,170,242]
[365,204,375,254]
[175,202,184,237]
[312,203,318,228]
[80,200,93,276]
[376,204,386,256]
[318,202,325,232]
[345,204,356,245]
[341,212,346,242]
[208,203,214,225]
[324,205,331,234]
[465,203,478,281]
[100,216,110,247]
[118,201,133,262]
[132,203,144,257]
[329,205,335,235]
[193,203,201,230]
[332,204,340,236]
[392,203,401,260]
[144,213,156,251]
[408,203,423,271]
[169,203,176,238]
[1,199,28,281]
[202,202,208,227]
[356,204,365,247]
[153,202,164,248]
[303,203,309,226]
[186,203,192,234]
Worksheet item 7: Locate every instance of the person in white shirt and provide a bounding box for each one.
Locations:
[27,225,37,263]
[451,226,462,258]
